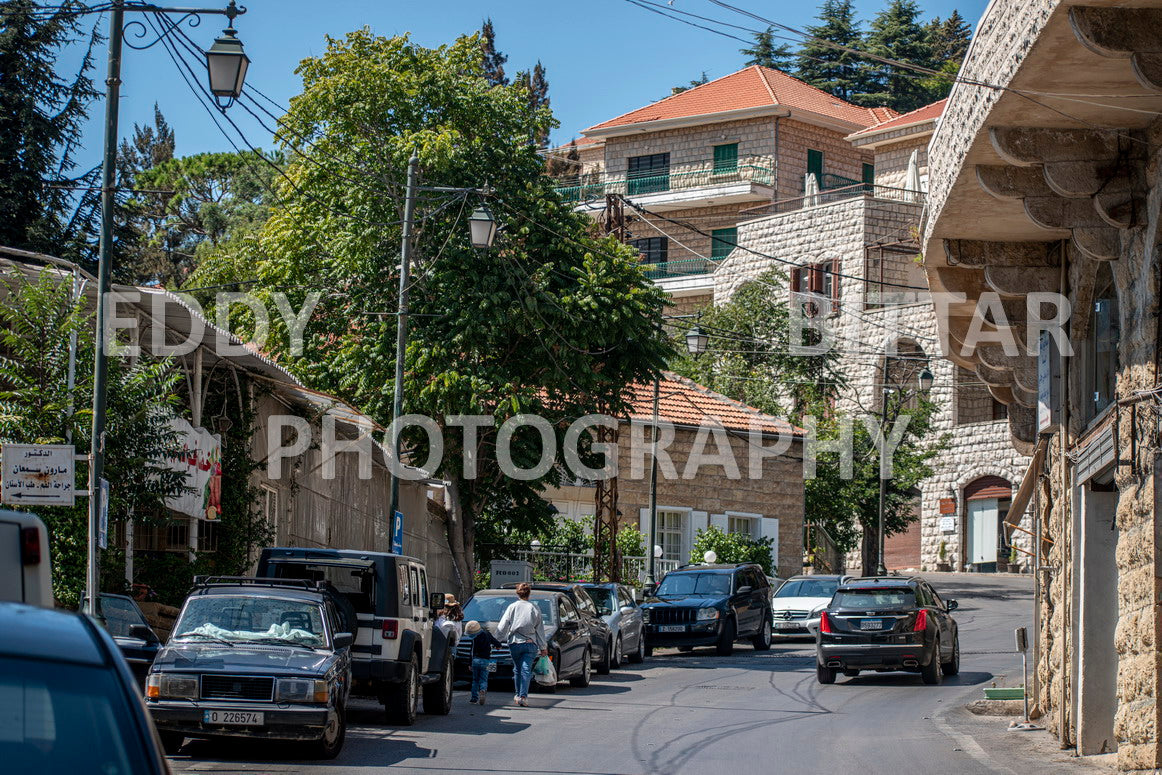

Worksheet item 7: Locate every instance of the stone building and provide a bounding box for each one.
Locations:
[541,372,805,577]
[550,65,896,315]
[921,0,1162,769]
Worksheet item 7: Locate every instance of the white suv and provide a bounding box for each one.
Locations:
[257,547,454,725]
[0,510,51,607]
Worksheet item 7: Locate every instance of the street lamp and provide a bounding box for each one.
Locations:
[205,11,250,104]
[387,155,499,527]
[85,0,249,617]
[685,325,709,356]
[875,363,933,576]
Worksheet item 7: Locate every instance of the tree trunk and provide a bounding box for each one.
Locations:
[860,524,876,577]
[444,480,474,601]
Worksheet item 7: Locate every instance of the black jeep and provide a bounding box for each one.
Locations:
[640,563,772,656]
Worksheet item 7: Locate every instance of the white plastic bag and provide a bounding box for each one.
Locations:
[532,656,556,686]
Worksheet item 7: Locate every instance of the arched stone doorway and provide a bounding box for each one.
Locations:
[963,475,1012,572]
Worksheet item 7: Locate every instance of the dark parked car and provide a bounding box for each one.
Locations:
[455,589,593,691]
[816,576,960,685]
[581,582,646,667]
[146,577,353,758]
[641,563,773,656]
[504,582,614,673]
[89,592,163,688]
[0,601,170,773]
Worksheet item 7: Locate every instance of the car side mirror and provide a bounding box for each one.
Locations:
[736,585,753,596]
[333,632,354,649]
[429,592,445,611]
[620,605,635,615]
[642,584,656,597]
[946,600,958,611]
[129,624,160,644]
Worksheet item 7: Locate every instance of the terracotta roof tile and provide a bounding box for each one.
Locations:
[585,66,895,133]
[849,98,946,137]
[622,372,804,437]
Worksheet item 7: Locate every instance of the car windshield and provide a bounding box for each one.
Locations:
[462,595,556,624]
[583,587,615,615]
[172,595,327,648]
[775,579,839,599]
[96,596,148,638]
[0,656,153,773]
[833,589,915,609]
[655,573,731,597]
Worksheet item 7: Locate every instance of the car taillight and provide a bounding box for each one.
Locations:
[913,609,928,632]
[382,619,399,639]
[20,527,40,565]
[819,611,832,633]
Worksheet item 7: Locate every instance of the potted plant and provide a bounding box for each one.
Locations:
[936,540,951,572]
[1008,545,1021,573]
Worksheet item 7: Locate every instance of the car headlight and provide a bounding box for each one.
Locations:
[276,677,329,704]
[696,608,720,621]
[146,673,198,700]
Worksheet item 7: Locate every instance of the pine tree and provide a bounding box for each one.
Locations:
[795,0,867,102]
[741,27,797,72]
[115,106,176,283]
[928,10,971,64]
[671,71,709,96]
[514,61,551,147]
[0,1,100,257]
[857,0,935,112]
[480,17,507,86]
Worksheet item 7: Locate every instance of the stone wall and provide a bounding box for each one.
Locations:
[871,134,930,191]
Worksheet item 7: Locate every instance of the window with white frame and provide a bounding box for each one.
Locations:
[727,514,759,539]
[657,510,687,562]
[261,485,279,526]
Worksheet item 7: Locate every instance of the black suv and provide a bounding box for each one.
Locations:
[641,564,772,656]
[816,576,960,685]
[503,582,614,673]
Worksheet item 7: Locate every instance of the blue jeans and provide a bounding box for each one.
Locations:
[470,657,491,700]
[508,641,539,698]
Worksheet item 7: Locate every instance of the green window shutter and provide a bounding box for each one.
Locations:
[713,143,738,174]
[862,163,875,185]
[807,149,824,182]
[711,227,738,259]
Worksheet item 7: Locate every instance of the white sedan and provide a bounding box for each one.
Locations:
[770,575,852,637]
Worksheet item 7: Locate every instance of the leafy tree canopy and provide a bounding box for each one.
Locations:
[691,526,776,576]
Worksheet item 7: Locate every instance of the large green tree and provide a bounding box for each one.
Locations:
[479,17,507,86]
[857,0,936,112]
[207,30,672,597]
[795,0,868,103]
[514,61,551,148]
[0,0,100,260]
[741,27,797,72]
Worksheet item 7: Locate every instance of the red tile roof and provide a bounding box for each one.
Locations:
[585,66,896,133]
[848,98,946,138]
[623,372,804,437]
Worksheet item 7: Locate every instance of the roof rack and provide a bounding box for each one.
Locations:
[191,576,329,593]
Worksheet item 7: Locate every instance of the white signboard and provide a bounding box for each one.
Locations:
[939,516,956,534]
[490,560,532,589]
[164,418,222,520]
[2,444,76,506]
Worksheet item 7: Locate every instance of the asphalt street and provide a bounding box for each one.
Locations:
[168,573,1079,775]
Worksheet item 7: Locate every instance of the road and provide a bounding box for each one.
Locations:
[168,573,1064,775]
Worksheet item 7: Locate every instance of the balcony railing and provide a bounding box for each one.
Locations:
[640,256,723,280]
[739,181,925,219]
[554,156,775,203]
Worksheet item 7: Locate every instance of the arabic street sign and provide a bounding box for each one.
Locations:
[2,444,77,506]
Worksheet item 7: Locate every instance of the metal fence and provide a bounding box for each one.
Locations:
[477,545,682,586]
[553,156,775,203]
[739,182,925,219]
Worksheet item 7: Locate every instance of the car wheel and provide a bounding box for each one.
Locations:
[610,636,623,669]
[385,653,420,725]
[596,637,612,674]
[751,618,772,651]
[158,731,184,755]
[309,705,346,759]
[941,636,961,677]
[643,643,653,658]
[629,633,646,663]
[570,649,592,687]
[715,618,736,656]
[422,649,454,715]
[921,649,943,685]
[817,663,837,684]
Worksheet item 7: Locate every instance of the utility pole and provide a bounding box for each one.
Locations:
[646,376,660,585]
[876,384,889,577]
[388,154,420,531]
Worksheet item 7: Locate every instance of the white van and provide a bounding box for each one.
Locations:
[0,510,52,606]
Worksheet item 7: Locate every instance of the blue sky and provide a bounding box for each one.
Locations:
[67,0,988,168]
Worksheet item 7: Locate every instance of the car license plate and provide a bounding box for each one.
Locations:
[860,619,884,630]
[204,710,264,726]
[775,621,800,630]
[658,625,685,633]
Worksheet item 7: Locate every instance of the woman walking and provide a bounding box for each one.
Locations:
[496,582,548,706]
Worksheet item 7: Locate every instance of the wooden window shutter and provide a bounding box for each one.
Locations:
[790,267,801,293]
[830,258,841,312]
[808,264,823,293]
